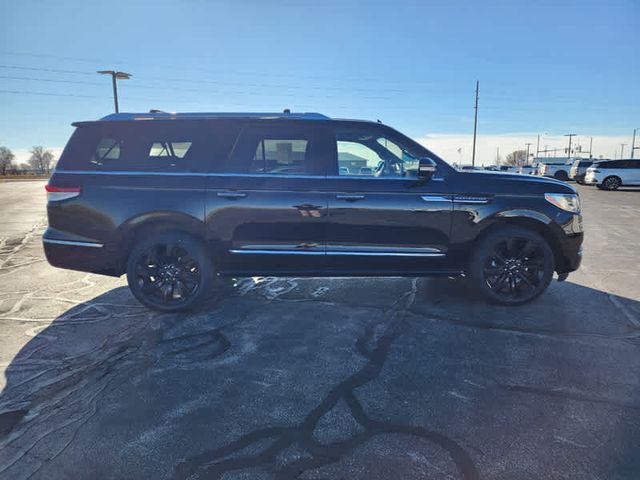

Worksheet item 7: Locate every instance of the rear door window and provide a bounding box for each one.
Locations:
[227,123,330,176]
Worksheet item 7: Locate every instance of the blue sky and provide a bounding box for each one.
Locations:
[1,0,638,163]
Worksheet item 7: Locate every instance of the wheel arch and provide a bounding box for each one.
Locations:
[114,211,207,274]
[471,211,563,272]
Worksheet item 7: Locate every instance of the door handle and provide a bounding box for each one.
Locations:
[217,191,247,199]
[336,194,365,201]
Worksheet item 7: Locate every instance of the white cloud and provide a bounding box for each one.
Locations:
[417,133,635,166]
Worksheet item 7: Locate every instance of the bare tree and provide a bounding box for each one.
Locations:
[505,149,528,166]
[28,146,55,175]
[0,146,15,175]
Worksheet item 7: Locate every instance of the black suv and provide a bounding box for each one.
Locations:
[44,112,583,311]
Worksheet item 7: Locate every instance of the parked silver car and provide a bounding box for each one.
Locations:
[569,159,594,184]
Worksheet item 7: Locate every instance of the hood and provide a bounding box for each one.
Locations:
[456,169,577,195]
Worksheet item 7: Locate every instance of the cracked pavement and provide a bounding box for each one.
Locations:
[0,180,639,479]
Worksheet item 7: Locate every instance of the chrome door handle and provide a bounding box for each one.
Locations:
[336,194,365,201]
[217,191,247,199]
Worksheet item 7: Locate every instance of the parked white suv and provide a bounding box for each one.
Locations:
[584,159,640,190]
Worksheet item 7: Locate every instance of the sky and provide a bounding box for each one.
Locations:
[1,0,638,165]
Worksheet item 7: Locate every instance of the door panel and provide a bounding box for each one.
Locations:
[205,121,333,275]
[324,122,454,274]
[206,175,328,274]
[325,177,453,273]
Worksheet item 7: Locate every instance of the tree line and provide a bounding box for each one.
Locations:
[0,146,57,176]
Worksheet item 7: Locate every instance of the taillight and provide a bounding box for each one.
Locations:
[45,184,81,202]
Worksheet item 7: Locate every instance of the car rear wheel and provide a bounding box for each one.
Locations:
[468,226,555,305]
[126,232,214,312]
[601,176,621,191]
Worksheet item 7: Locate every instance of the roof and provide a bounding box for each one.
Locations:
[98,111,331,121]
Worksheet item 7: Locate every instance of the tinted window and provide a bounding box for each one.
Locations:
[579,161,593,167]
[251,138,308,174]
[334,125,421,178]
[228,124,328,175]
[600,160,626,169]
[629,160,640,169]
[58,121,219,173]
[93,138,122,165]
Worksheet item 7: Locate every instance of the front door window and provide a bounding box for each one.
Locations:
[336,127,420,178]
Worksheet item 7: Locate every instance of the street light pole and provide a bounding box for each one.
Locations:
[471,80,479,167]
[97,70,132,113]
[632,128,638,159]
[620,143,627,159]
[564,133,577,160]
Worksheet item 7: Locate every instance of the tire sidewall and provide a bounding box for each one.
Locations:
[468,227,555,306]
[126,232,214,312]
[602,176,621,190]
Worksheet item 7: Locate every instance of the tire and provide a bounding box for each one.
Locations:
[554,170,569,181]
[468,226,555,306]
[601,176,621,191]
[126,232,214,312]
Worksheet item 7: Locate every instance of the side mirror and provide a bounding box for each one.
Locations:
[418,157,437,180]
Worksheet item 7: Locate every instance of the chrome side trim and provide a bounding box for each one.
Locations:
[327,251,445,257]
[230,249,445,257]
[421,195,451,202]
[454,196,490,204]
[43,238,103,248]
[326,245,443,254]
[229,249,324,255]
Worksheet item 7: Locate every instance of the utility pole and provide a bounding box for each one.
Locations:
[525,143,533,165]
[588,137,593,158]
[536,134,540,158]
[496,147,500,166]
[620,143,627,159]
[471,80,479,167]
[97,70,132,113]
[631,128,638,159]
[564,133,577,160]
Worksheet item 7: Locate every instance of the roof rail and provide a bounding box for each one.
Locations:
[98,112,331,121]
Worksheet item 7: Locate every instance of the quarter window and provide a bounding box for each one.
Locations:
[92,138,122,165]
[148,141,193,159]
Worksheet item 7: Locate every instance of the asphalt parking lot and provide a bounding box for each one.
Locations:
[0,180,639,480]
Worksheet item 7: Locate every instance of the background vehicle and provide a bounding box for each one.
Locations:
[518,165,536,175]
[44,112,583,310]
[569,159,595,184]
[537,159,573,180]
[584,159,640,190]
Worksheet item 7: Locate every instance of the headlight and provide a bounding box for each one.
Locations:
[545,193,580,213]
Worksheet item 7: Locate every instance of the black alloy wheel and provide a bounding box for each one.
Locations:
[469,227,554,305]
[602,176,621,191]
[126,232,213,311]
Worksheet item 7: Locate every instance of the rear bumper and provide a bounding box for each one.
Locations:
[42,228,120,276]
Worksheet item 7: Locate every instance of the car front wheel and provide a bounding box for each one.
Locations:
[468,226,555,305]
[126,232,214,312]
